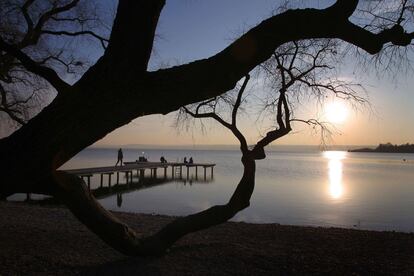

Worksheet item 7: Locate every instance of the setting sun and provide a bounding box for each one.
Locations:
[324,101,348,123]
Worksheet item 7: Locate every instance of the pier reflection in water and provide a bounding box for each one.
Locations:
[92,171,214,208]
[323,151,346,200]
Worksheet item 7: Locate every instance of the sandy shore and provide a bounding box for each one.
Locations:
[1,201,414,275]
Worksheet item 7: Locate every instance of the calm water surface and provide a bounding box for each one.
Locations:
[57,147,414,232]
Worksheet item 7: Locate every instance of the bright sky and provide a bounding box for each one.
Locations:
[2,0,413,147]
[95,0,414,147]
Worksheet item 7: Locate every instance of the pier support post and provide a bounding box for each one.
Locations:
[81,175,92,189]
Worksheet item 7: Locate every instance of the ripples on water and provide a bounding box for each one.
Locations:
[32,147,414,232]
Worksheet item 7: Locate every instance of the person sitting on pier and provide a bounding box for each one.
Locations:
[189,157,193,164]
[183,157,188,164]
[138,156,148,162]
[160,156,167,163]
[115,148,123,166]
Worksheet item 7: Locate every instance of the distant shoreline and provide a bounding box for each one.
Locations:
[89,144,376,152]
[349,143,414,153]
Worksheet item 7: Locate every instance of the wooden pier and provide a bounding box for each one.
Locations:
[62,162,215,188]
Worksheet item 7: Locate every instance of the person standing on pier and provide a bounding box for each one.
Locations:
[115,148,123,166]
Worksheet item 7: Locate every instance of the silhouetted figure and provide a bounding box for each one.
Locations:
[115,148,123,166]
[160,156,167,163]
[183,157,188,164]
[189,157,193,164]
[139,156,148,162]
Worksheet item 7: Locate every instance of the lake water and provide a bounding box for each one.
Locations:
[46,146,414,232]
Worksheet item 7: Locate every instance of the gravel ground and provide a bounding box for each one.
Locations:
[1,201,414,275]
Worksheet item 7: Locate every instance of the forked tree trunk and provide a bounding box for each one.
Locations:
[0,0,408,256]
[0,0,392,197]
[53,154,255,255]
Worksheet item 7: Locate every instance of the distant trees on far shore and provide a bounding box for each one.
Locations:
[350,143,414,153]
[376,143,414,153]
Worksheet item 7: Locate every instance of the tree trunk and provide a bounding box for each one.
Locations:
[1,0,411,256]
[53,154,255,256]
[0,0,401,197]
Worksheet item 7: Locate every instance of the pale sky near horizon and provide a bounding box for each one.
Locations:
[1,0,413,147]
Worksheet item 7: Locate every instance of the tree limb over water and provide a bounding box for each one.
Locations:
[1,0,414,255]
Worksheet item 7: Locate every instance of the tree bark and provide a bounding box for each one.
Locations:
[53,154,255,256]
[1,0,414,255]
[2,0,404,196]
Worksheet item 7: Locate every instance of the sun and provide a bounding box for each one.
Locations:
[324,101,348,123]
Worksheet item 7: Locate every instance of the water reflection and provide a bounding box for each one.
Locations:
[93,174,214,207]
[323,151,346,199]
[116,193,123,207]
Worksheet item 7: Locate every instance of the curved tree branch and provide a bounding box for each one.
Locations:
[0,38,70,93]
[41,30,109,49]
[182,75,251,152]
[54,154,256,256]
[106,0,413,118]
[1,0,411,215]
[232,74,250,126]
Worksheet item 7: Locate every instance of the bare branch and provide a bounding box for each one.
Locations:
[21,0,35,35]
[232,75,250,126]
[33,0,81,35]
[290,118,337,146]
[181,76,252,153]
[41,30,108,49]
[0,38,70,93]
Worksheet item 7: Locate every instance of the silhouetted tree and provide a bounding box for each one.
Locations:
[177,39,365,246]
[0,0,108,127]
[1,0,414,255]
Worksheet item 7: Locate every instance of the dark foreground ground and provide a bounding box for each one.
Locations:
[1,202,414,275]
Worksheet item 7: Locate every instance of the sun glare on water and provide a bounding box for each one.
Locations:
[324,101,348,123]
[323,151,346,200]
